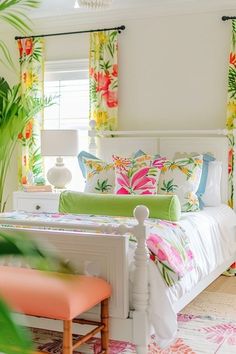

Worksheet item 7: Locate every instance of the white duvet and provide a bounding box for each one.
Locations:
[130,204,236,348]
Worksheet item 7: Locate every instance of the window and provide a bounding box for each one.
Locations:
[44,60,89,190]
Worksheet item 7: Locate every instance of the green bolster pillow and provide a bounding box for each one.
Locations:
[59,191,181,221]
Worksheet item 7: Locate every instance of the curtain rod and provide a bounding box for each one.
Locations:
[15,25,125,40]
[222,16,236,21]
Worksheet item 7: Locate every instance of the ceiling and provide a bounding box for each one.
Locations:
[30,0,156,17]
[29,0,236,19]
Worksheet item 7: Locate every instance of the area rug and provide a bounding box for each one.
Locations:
[32,276,236,354]
[32,313,236,354]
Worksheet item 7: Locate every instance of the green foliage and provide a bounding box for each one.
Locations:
[0,0,40,69]
[95,179,113,192]
[0,298,33,354]
[0,1,63,352]
[228,66,236,99]
[0,230,74,353]
[0,77,53,212]
[0,231,74,273]
[161,179,178,193]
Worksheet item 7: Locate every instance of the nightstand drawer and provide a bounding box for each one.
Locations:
[13,192,60,212]
[16,198,58,212]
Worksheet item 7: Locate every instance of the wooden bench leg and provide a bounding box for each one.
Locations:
[63,320,73,354]
[100,298,109,354]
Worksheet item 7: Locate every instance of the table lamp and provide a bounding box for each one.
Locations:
[41,129,79,189]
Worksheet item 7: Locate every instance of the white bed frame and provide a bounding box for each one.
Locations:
[2,128,236,353]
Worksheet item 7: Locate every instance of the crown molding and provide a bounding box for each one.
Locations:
[32,1,236,32]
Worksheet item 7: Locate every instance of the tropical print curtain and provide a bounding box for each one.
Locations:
[89,30,118,131]
[17,37,45,185]
[226,20,236,275]
[226,20,236,209]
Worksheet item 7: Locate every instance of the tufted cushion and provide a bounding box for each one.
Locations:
[0,266,111,320]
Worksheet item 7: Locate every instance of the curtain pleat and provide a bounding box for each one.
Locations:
[226,20,236,209]
[17,37,45,185]
[225,20,236,275]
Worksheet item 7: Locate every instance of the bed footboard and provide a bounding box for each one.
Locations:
[0,205,151,352]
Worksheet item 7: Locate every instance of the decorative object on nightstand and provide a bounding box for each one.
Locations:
[41,130,79,189]
[22,185,52,192]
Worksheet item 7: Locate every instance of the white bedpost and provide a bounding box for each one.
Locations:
[132,205,150,354]
[88,119,97,155]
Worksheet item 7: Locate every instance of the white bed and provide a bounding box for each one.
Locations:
[136,204,236,347]
[1,129,236,353]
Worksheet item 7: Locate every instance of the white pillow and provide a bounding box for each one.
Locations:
[201,161,222,206]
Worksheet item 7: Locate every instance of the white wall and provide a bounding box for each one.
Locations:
[118,13,231,130]
[0,8,234,208]
[38,11,233,130]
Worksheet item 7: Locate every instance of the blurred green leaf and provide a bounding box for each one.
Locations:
[0,0,41,69]
[0,298,33,354]
[0,80,53,212]
[0,230,75,352]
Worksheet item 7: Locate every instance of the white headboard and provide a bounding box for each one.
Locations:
[95,133,229,204]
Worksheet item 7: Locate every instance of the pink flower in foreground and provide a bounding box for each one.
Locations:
[102,90,118,108]
[152,157,167,169]
[95,72,111,91]
[187,249,194,260]
[157,249,167,261]
[147,233,185,276]
[112,64,118,77]
[117,167,156,195]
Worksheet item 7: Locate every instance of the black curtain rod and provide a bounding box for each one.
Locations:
[15,25,125,40]
[222,16,236,21]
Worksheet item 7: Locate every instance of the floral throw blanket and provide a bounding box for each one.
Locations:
[145,219,194,286]
[0,211,194,287]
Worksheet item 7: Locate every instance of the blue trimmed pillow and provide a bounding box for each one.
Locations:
[196,153,215,209]
[77,151,114,194]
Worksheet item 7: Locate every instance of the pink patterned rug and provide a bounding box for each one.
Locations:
[32,313,236,354]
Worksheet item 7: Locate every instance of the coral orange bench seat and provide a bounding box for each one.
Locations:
[0,266,112,354]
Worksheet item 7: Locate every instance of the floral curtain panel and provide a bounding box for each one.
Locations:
[226,20,236,209]
[17,37,45,185]
[89,30,118,131]
[226,20,236,275]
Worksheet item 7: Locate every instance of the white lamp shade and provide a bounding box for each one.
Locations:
[41,130,79,156]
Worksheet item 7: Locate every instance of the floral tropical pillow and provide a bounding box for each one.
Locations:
[78,150,162,195]
[113,154,165,195]
[80,156,115,194]
[157,155,203,212]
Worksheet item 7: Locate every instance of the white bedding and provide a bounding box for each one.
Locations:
[130,204,236,348]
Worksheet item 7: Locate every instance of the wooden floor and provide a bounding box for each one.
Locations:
[182,275,236,319]
[206,275,236,295]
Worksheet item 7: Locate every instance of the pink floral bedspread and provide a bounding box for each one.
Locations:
[0,211,194,287]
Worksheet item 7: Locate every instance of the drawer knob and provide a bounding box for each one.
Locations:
[35,205,41,210]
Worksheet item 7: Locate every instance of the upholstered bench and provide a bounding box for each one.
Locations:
[0,266,112,354]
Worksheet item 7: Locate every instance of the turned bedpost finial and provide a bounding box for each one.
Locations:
[133,205,149,225]
[89,119,96,131]
[88,119,97,155]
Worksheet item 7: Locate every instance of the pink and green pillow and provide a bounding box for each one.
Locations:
[112,154,166,195]
[78,150,163,194]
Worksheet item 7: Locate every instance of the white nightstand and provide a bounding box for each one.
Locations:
[13,191,60,213]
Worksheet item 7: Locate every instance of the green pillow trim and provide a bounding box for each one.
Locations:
[59,191,181,221]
